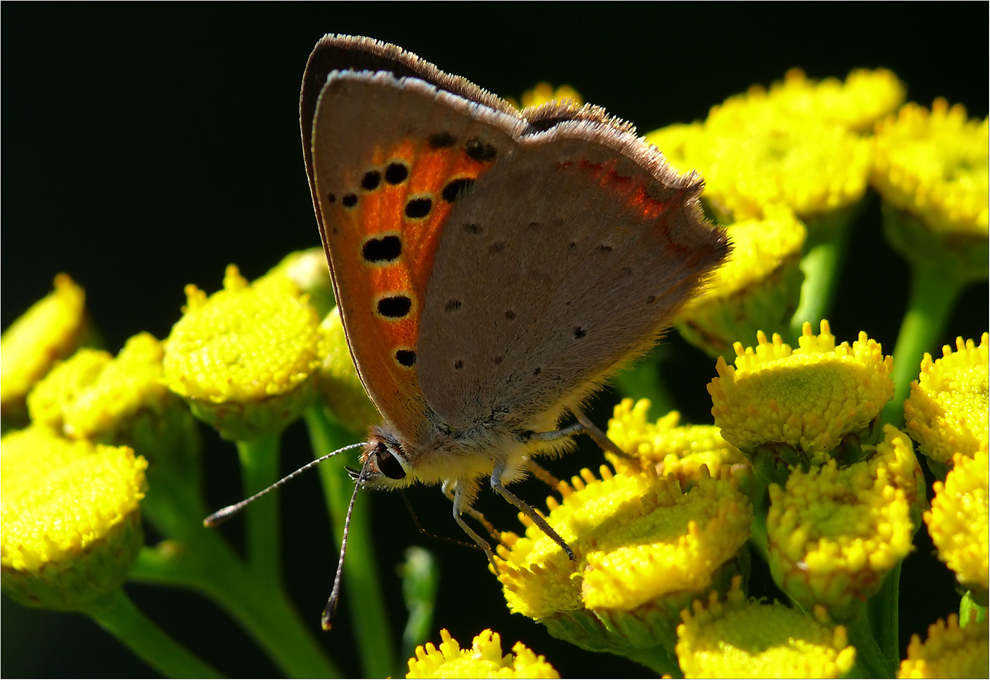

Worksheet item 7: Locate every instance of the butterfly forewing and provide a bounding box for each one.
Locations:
[308,70,528,441]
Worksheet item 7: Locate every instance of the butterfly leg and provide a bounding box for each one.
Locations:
[491,463,575,561]
[448,479,499,571]
[523,458,562,489]
[442,484,500,542]
[573,409,635,461]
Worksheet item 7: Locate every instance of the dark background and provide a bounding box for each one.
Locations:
[3,4,987,678]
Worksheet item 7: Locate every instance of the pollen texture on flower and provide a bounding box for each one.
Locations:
[406,628,559,679]
[904,333,989,465]
[897,614,989,678]
[709,320,893,469]
[766,425,924,619]
[872,99,989,236]
[676,209,807,358]
[925,448,989,592]
[1,274,89,425]
[676,576,857,678]
[162,265,327,439]
[163,264,324,403]
[1,426,146,609]
[606,399,751,491]
[28,333,170,442]
[497,461,751,653]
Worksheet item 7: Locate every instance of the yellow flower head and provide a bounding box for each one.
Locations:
[606,398,753,497]
[28,334,168,440]
[873,99,989,237]
[676,576,857,678]
[1,425,146,610]
[1,274,91,427]
[27,332,200,479]
[316,307,379,433]
[904,333,989,467]
[262,248,335,319]
[645,122,710,176]
[497,464,751,653]
[698,94,872,222]
[406,629,559,679]
[766,426,924,620]
[750,67,905,133]
[518,82,583,110]
[924,448,989,594]
[163,265,325,440]
[676,209,807,358]
[709,321,894,483]
[897,614,989,679]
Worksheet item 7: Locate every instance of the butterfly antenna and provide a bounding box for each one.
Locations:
[203,442,366,527]
[321,457,371,631]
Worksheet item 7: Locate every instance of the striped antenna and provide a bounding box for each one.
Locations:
[203,442,366,527]
[321,456,372,631]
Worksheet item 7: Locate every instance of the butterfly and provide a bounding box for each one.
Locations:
[209,34,727,630]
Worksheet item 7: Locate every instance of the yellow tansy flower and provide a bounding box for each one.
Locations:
[904,333,989,468]
[1,425,146,610]
[316,307,379,432]
[163,265,325,440]
[709,320,894,483]
[897,614,989,678]
[1,274,92,426]
[676,576,857,678]
[27,332,200,482]
[262,248,335,319]
[29,334,169,441]
[497,464,751,654]
[645,122,707,177]
[766,426,925,620]
[406,629,559,679]
[694,92,872,223]
[925,448,989,595]
[676,209,807,358]
[873,99,989,238]
[606,398,753,497]
[745,67,905,133]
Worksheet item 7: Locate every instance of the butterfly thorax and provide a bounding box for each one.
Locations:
[358,403,570,491]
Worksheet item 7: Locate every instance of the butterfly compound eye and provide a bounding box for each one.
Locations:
[373,442,407,480]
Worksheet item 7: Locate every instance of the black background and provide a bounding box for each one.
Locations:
[3,4,987,678]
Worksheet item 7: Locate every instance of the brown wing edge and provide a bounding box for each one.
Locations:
[300,35,517,233]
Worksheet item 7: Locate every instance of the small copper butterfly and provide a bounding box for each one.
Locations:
[296,34,727,627]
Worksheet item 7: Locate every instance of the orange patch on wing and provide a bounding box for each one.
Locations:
[324,135,494,436]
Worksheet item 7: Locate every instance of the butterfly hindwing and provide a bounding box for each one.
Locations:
[418,119,727,432]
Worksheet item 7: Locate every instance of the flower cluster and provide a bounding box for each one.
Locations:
[3,62,987,679]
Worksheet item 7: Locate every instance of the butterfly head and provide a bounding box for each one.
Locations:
[350,425,412,488]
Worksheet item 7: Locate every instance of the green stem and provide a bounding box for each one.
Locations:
[622,645,682,677]
[83,589,223,678]
[789,239,848,341]
[747,482,770,566]
[399,546,440,666]
[846,607,891,678]
[237,434,282,584]
[788,205,857,341]
[134,469,340,678]
[867,562,901,674]
[304,405,396,678]
[881,260,967,428]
